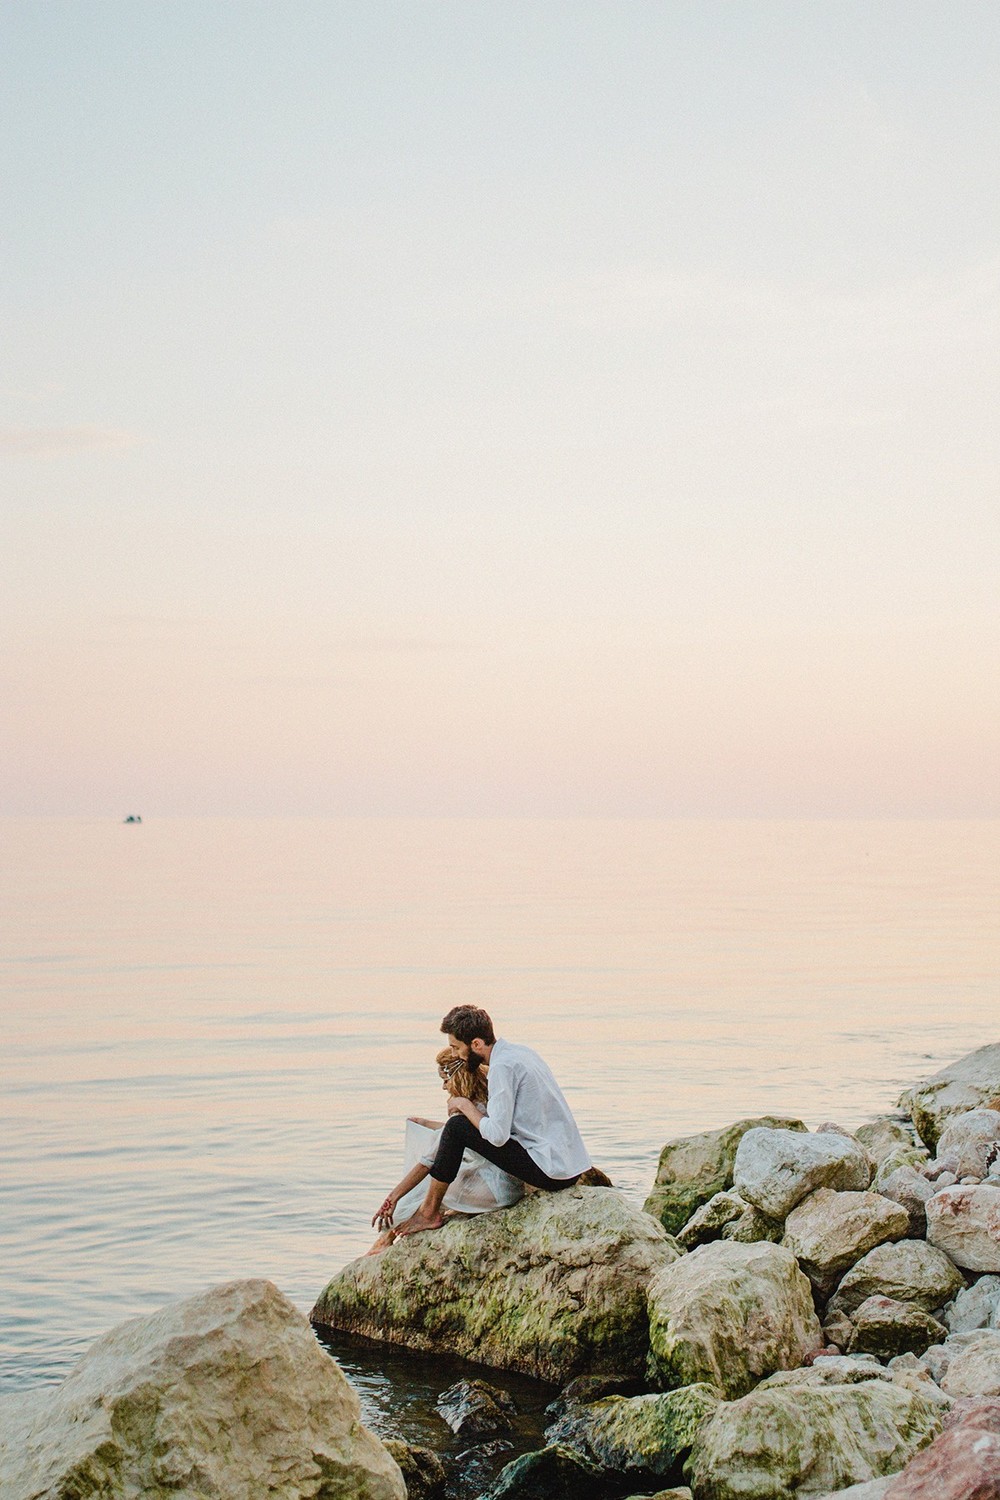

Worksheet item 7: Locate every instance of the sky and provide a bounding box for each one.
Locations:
[2,1,998,817]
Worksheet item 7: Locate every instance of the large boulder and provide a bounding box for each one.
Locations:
[882,1396,1000,1497]
[0,1279,404,1500]
[943,1274,1000,1334]
[647,1240,822,1398]
[926,1184,1000,1272]
[935,1109,1000,1179]
[782,1189,910,1297]
[545,1385,719,1479]
[312,1187,679,1383]
[734,1128,872,1221]
[687,1380,942,1500]
[644,1116,806,1234]
[847,1298,947,1360]
[827,1240,965,1318]
[899,1044,1000,1152]
[939,1329,1000,1398]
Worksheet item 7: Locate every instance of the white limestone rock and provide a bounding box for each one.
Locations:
[934,1109,1000,1180]
[939,1329,1000,1398]
[734,1128,873,1221]
[899,1044,1000,1152]
[647,1239,822,1399]
[926,1184,1000,1273]
[0,1278,405,1500]
[783,1189,910,1298]
[876,1165,935,1239]
[943,1275,1000,1335]
[827,1240,965,1319]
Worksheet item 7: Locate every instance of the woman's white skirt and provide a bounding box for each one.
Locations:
[394,1119,523,1220]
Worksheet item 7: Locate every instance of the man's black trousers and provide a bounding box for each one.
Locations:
[429,1112,580,1192]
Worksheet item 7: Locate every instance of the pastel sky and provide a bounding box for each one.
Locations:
[2,2,998,816]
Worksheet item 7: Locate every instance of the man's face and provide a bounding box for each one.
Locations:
[447,1033,486,1071]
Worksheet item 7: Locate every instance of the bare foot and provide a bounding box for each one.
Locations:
[364,1229,397,1256]
[396,1209,446,1238]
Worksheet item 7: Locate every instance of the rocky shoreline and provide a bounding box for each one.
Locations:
[4,1043,1000,1499]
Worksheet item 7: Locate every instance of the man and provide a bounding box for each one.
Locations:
[395,1004,591,1237]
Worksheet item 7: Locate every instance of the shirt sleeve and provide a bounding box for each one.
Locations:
[478,1056,515,1147]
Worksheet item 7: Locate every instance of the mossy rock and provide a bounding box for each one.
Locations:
[644,1117,806,1235]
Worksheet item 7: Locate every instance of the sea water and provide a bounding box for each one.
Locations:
[2,816,997,1443]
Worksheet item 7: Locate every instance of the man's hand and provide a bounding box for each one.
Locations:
[372,1196,396,1231]
[447,1097,482,1127]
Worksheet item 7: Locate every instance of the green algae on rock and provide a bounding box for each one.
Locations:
[0,1279,404,1500]
[644,1116,806,1235]
[686,1380,943,1500]
[480,1442,606,1499]
[646,1240,822,1399]
[546,1384,719,1479]
[312,1187,681,1383]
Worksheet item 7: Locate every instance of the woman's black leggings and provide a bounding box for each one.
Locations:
[429,1113,580,1192]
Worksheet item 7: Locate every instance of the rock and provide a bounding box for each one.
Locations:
[481,1443,605,1500]
[719,1201,786,1244]
[382,1442,447,1500]
[813,1481,897,1500]
[644,1116,806,1234]
[855,1117,920,1168]
[823,1309,857,1350]
[877,1166,935,1238]
[545,1385,719,1478]
[0,1279,404,1500]
[312,1186,680,1383]
[448,1438,514,1495]
[436,1379,516,1438]
[882,1422,1000,1497]
[734,1128,873,1221]
[687,1380,942,1500]
[940,1329,1000,1397]
[874,1146,933,1190]
[942,1394,1000,1433]
[926,1185,1000,1273]
[544,1372,642,1422]
[899,1044,1000,1152]
[935,1109,1000,1180]
[622,1491,693,1500]
[676,1191,746,1249]
[943,1275,1000,1334]
[827,1240,965,1318]
[847,1298,948,1359]
[647,1240,822,1399]
[916,1332,986,1385]
[783,1189,910,1298]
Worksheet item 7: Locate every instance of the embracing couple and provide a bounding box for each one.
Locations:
[371,1004,591,1245]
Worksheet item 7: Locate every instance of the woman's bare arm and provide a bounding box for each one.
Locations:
[372,1162,430,1229]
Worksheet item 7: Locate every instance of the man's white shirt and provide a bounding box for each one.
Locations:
[478,1038,591,1179]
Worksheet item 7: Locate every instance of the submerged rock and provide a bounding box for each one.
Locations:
[383,1441,447,1500]
[481,1442,605,1499]
[436,1378,516,1438]
[545,1384,719,1478]
[926,1184,1000,1272]
[782,1189,909,1297]
[687,1380,942,1500]
[647,1240,822,1398]
[644,1116,806,1234]
[0,1279,404,1500]
[734,1127,873,1221]
[312,1187,680,1382]
[899,1044,1000,1153]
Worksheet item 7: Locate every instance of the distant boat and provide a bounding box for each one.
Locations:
[123,815,143,824]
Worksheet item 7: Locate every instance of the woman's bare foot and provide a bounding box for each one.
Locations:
[364,1228,397,1255]
[396,1208,446,1237]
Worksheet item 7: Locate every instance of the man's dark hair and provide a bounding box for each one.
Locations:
[441,1005,496,1047]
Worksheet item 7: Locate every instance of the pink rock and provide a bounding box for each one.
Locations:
[883,1424,1000,1498]
[942,1395,1000,1435]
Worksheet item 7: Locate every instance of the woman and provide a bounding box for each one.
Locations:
[368,1048,523,1251]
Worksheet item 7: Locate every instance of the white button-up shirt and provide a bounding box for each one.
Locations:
[479,1038,591,1180]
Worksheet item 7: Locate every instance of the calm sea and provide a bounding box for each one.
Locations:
[2,817,997,1440]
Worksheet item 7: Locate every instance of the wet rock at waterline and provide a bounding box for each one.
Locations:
[383,1441,447,1500]
[436,1379,517,1439]
[312,1187,681,1382]
[545,1384,720,1479]
[644,1116,806,1234]
[0,1279,404,1500]
[899,1044,1000,1153]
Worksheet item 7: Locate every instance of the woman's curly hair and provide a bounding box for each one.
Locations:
[437,1046,488,1106]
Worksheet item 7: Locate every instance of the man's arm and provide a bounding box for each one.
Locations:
[477,1057,515,1147]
